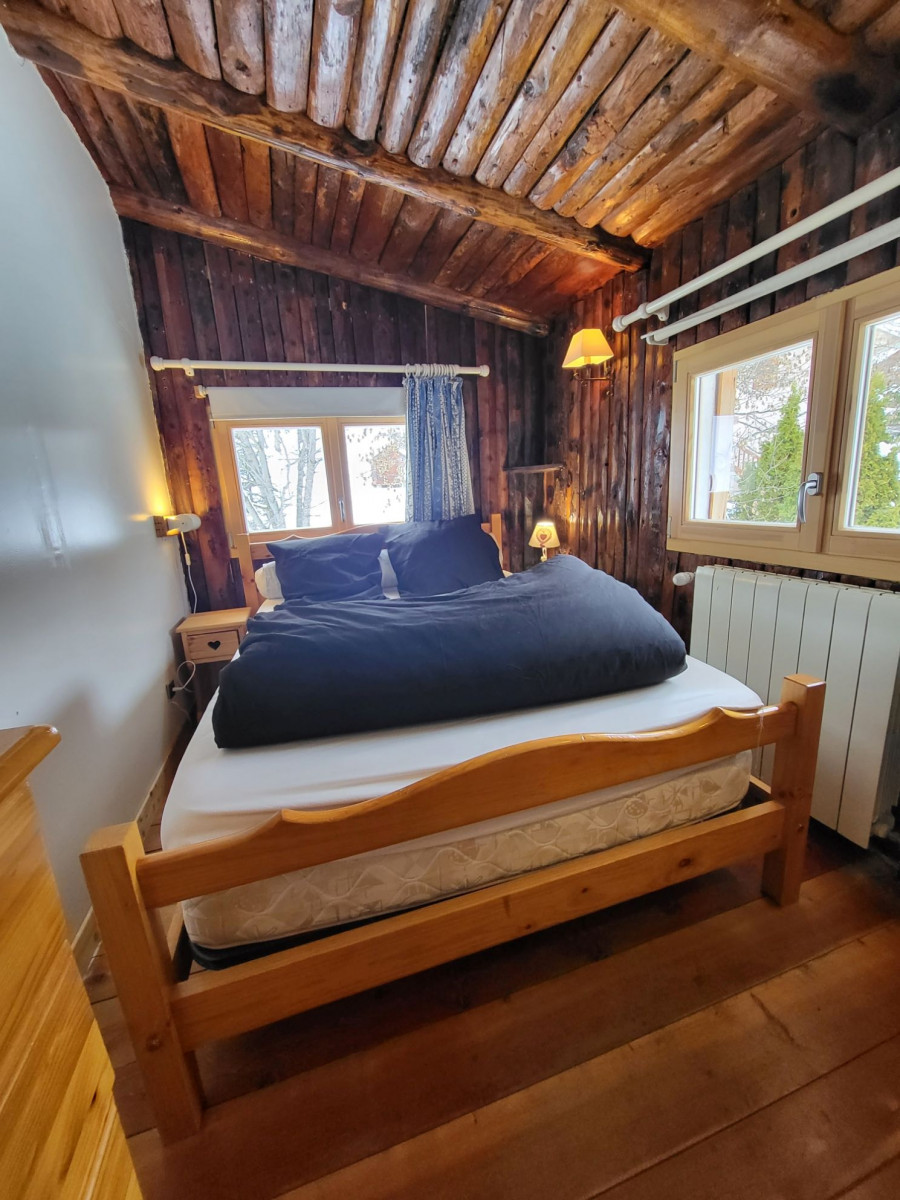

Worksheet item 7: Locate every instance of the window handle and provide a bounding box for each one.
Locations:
[338,497,345,523]
[797,471,823,524]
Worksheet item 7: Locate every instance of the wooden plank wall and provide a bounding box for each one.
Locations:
[545,115,900,640]
[123,221,547,609]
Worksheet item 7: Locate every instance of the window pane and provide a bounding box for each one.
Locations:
[343,423,407,524]
[844,311,900,533]
[231,426,331,532]
[689,340,813,526]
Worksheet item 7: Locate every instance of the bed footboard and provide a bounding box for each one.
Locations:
[761,674,825,905]
[81,674,824,1143]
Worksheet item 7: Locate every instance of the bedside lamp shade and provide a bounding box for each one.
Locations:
[529,519,560,562]
[562,328,613,369]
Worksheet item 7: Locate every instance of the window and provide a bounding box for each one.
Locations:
[688,339,813,527]
[231,425,332,533]
[834,301,900,547]
[668,265,900,580]
[213,415,407,544]
[342,423,407,525]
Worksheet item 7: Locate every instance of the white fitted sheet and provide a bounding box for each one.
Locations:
[163,658,761,948]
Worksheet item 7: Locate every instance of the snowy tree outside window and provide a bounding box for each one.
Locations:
[343,424,407,524]
[232,426,331,532]
[230,421,408,532]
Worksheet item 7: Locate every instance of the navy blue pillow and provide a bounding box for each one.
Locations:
[385,516,503,596]
[268,531,385,601]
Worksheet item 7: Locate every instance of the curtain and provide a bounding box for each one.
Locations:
[405,369,475,521]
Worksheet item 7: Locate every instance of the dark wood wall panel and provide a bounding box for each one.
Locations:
[545,115,900,640]
[123,221,546,609]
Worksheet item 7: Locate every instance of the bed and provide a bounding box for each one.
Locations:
[81,518,825,1144]
[165,656,760,958]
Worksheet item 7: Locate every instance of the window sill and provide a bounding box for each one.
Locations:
[666,536,900,584]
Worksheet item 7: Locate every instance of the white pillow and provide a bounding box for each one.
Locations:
[254,561,284,600]
[379,549,400,600]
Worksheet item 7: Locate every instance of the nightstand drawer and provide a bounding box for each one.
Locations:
[184,628,241,663]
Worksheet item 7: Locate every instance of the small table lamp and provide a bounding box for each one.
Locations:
[529,519,560,562]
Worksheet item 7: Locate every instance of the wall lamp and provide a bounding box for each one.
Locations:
[562,328,614,382]
[153,512,201,537]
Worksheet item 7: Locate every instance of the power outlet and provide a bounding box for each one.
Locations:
[165,680,176,701]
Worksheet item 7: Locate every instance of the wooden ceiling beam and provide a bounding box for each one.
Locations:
[110,188,551,336]
[612,0,900,134]
[0,0,646,271]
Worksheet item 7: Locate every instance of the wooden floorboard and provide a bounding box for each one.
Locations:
[270,922,900,1199]
[95,826,900,1200]
[104,825,863,1130]
[834,1154,900,1199]
[597,1033,900,1200]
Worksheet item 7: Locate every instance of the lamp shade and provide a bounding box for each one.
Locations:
[562,328,613,369]
[166,513,201,534]
[154,511,202,538]
[528,519,560,551]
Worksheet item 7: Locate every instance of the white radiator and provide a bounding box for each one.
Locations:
[690,566,900,847]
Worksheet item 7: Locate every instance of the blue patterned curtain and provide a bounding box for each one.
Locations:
[405,368,475,521]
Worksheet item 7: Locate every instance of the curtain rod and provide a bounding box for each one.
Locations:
[644,215,900,345]
[613,164,900,333]
[149,357,490,378]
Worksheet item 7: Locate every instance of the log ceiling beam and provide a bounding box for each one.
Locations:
[111,188,551,336]
[612,0,900,135]
[0,0,646,270]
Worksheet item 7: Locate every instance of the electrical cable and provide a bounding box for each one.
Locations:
[180,530,196,614]
[168,657,197,719]
[172,658,196,693]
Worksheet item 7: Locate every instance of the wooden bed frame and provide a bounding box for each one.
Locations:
[81,673,824,1144]
[235,513,505,612]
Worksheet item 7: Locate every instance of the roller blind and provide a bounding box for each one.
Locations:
[206,386,406,420]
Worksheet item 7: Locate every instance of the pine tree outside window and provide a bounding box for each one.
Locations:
[844,317,900,532]
[729,383,806,525]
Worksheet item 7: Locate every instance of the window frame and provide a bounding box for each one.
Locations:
[826,278,900,569]
[211,414,408,550]
[667,264,900,582]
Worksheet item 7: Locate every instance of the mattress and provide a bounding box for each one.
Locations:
[163,657,761,949]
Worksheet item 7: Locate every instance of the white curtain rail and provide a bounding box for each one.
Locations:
[643,214,900,345]
[148,357,490,378]
[613,165,900,334]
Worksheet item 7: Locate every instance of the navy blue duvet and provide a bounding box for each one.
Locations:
[212,555,686,749]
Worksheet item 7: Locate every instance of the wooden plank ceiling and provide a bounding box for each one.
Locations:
[3,0,900,335]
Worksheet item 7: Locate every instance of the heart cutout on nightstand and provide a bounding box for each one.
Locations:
[207,639,222,650]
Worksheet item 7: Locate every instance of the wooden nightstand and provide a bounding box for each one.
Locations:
[176,607,251,716]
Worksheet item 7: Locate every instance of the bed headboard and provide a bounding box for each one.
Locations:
[235,513,504,613]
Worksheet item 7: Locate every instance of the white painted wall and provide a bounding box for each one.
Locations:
[0,35,188,929]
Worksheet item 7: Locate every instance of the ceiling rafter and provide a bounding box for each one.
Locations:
[0,0,647,271]
[611,0,900,134]
[111,187,551,336]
